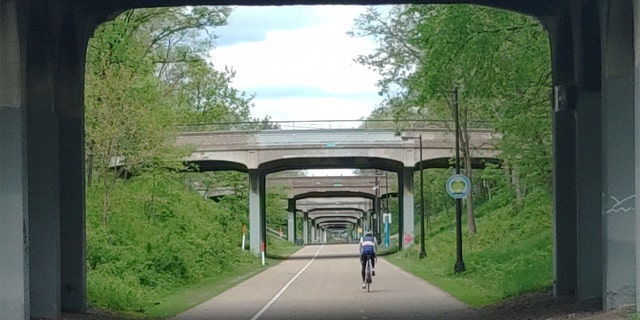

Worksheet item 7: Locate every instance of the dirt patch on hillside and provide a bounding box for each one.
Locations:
[476,290,635,320]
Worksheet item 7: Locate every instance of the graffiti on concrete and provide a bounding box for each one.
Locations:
[403,232,414,246]
[606,194,636,214]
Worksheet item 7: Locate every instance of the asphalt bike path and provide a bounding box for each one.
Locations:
[172,243,479,320]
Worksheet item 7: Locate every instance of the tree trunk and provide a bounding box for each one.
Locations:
[464,161,476,234]
[512,169,524,207]
[460,108,476,234]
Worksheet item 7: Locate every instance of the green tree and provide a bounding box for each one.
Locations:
[352,4,552,233]
[85,16,179,226]
[173,60,254,124]
[84,7,252,226]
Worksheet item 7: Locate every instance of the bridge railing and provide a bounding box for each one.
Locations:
[177,119,492,132]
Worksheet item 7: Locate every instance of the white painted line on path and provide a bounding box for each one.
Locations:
[250,245,324,320]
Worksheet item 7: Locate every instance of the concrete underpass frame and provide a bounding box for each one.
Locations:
[6,1,640,318]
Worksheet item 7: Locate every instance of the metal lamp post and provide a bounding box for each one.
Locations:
[418,135,426,259]
[452,88,466,273]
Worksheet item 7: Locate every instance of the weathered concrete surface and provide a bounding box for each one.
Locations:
[176,129,499,171]
[172,244,477,320]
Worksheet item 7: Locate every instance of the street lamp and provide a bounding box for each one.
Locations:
[401,134,426,259]
[452,88,466,273]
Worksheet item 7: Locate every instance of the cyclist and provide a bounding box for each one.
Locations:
[359,231,377,289]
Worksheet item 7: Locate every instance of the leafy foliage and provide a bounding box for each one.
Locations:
[354,5,554,304]
[352,4,552,234]
[86,173,258,312]
[84,7,261,227]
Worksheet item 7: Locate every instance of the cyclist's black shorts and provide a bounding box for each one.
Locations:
[361,253,375,262]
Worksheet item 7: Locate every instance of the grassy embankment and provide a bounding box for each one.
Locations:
[85,173,301,319]
[386,190,553,307]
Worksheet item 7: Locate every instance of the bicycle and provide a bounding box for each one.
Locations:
[364,256,373,292]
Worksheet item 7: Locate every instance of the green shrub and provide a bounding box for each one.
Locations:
[86,172,258,313]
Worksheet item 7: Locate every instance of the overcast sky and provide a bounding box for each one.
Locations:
[209,5,383,126]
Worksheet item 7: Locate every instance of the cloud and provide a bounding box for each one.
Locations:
[209,5,382,123]
[251,96,381,122]
[215,6,328,47]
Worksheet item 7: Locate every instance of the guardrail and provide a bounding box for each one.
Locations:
[177,119,492,132]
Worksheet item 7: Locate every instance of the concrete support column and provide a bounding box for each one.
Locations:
[303,212,309,244]
[26,3,61,318]
[288,211,295,243]
[601,0,636,308]
[552,101,577,298]
[634,0,640,310]
[311,223,316,243]
[575,89,603,302]
[567,1,604,303]
[248,170,262,256]
[0,2,29,319]
[57,13,87,313]
[547,11,580,300]
[400,168,415,249]
[259,172,267,256]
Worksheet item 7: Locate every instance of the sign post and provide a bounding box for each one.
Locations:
[383,213,391,248]
[446,173,469,274]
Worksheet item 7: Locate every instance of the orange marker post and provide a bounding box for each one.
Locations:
[260,241,266,266]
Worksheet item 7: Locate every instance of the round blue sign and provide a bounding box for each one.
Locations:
[446,174,470,199]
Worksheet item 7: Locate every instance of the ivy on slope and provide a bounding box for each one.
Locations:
[86,173,257,313]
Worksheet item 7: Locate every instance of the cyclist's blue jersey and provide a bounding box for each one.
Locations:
[361,235,376,255]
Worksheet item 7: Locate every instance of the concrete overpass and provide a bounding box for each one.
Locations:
[174,128,498,264]
[176,128,498,172]
[173,129,492,252]
[2,0,640,317]
[204,174,396,244]
[267,174,396,199]
[290,197,372,245]
[206,174,397,199]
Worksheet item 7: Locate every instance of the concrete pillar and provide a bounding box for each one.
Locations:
[634,0,640,310]
[259,172,267,256]
[401,168,415,249]
[288,211,295,243]
[303,212,309,244]
[0,2,29,319]
[570,1,604,303]
[26,4,62,318]
[248,170,261,256]
[311,223,316,243]
[57,9,87,313]
[547,12,580,299]
[601,0,636,308]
